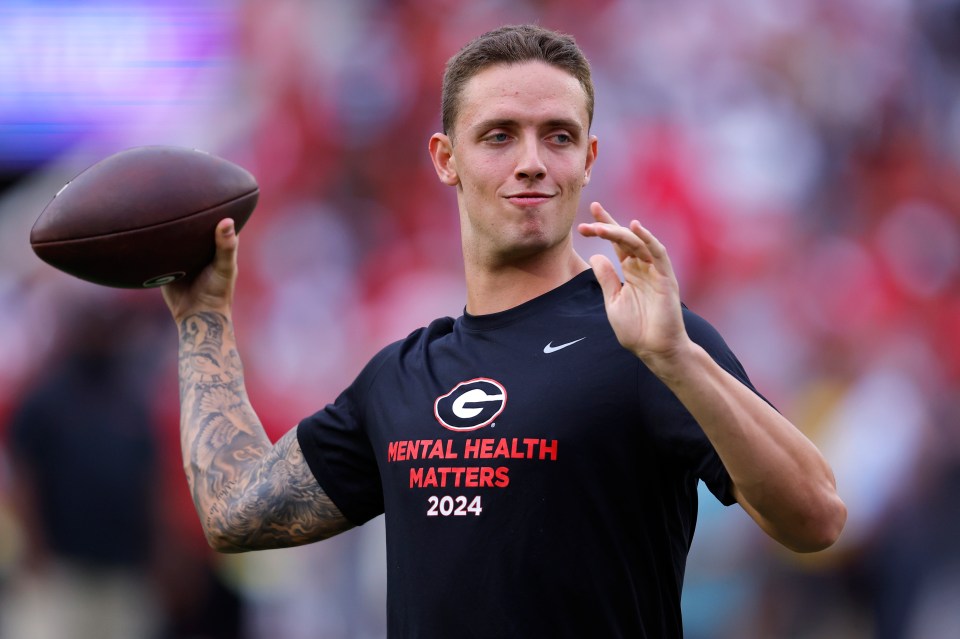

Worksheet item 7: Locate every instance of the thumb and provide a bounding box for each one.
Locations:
[212,218,238,279]
[589,254,621,305]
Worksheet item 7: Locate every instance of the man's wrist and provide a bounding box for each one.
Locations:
[638,339,705,386]
[176,308,233,336]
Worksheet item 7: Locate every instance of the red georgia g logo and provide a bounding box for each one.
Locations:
[434,378,507,432]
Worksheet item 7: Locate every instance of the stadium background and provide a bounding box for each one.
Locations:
[1,1,959,637]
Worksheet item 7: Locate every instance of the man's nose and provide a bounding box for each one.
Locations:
[515,138,546,180]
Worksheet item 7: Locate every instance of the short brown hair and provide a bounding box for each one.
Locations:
[441,24,594,136]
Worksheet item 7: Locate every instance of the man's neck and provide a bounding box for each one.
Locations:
[464,248,591,316]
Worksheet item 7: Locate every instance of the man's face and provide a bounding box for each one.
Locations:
[432,60,597,267]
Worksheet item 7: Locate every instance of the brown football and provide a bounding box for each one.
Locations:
[30,145,259,288]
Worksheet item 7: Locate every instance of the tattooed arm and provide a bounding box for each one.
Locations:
[177,311,352,551]
[165,219,352,552]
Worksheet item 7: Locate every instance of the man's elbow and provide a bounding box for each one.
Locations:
[787,494,848,553]
[203,528,253,554]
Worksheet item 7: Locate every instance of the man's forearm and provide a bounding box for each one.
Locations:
[176,311,352,551]
[645,341,847,553]
[177,310,272,547]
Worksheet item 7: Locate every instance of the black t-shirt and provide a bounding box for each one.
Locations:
[298,270,758,638]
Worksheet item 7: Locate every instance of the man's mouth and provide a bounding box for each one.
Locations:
[505,192,554,205]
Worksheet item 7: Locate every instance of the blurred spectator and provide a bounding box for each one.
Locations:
[2,304,163,639]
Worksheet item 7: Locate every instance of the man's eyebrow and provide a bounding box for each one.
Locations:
[470,118,584,134]
[470,118,519,133]
[543,118,584,133]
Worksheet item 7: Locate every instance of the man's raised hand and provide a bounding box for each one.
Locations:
[577,202,690,368]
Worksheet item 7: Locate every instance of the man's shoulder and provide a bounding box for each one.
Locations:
[358,316,458,381]
[680,304,759,391]
[387,316,458,356]
[680,304,726,346]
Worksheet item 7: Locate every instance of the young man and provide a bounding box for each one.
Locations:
[163,25,846,638]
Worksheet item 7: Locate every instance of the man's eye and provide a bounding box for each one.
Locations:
[488,132,509,143]
[553,133,572,144]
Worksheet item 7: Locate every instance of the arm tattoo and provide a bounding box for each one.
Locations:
[178,311,352,551]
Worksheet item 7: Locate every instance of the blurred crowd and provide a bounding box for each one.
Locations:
[1,0,960,637]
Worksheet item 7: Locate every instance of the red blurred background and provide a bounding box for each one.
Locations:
[1,1,959,637]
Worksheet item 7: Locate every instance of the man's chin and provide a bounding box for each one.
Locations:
[493,233,571,265]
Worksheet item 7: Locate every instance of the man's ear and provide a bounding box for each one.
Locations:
[582,134,598,186]
[429,133,459,186]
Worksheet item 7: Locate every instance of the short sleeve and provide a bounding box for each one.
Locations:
[641,307,771,507]
[297,360,387,526]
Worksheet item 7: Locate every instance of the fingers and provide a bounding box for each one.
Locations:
[578,203,670,274]
[625,220,669,273]
[628,220,666,260]
[579,218,654,263]
[580,202,629,262]
[589,201,618,225]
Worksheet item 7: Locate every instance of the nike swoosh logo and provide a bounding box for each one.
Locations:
[543,337,587,354]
